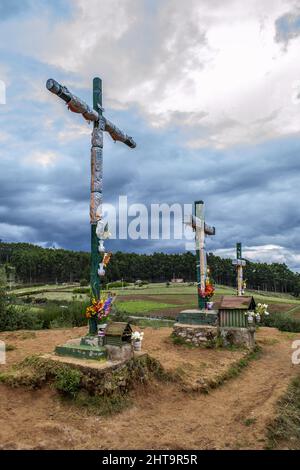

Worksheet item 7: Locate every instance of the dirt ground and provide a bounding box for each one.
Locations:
[0,326,299,450]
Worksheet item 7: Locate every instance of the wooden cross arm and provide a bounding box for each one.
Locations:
[46,78,136,149]
[104,118,136,148]
[185,215,216,235]
[46,78,99,122]
[232,259,246,266]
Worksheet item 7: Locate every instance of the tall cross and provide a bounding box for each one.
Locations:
[232,242,246,296]
[186,201,215,309]
[46,78,136,327]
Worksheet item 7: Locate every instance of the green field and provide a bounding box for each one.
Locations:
[11,282,300,320]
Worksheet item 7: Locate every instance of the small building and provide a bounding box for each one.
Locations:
[218,296,256,328]
[104,322,132,347]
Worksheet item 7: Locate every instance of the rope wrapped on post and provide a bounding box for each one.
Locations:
[46,78,136,148]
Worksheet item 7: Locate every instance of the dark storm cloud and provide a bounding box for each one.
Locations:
[1,0,300,270]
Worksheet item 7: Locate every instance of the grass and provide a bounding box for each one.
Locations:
[244,417,257,427]
[202,347,262,393]
[116,300,179,314]
[267,374,300,449]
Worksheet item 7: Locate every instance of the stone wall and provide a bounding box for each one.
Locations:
[172,323,218,346]
[172,323,256,349]
[219,327,255,349]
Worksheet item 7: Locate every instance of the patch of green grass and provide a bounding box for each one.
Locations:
[5,344,16,351]
[54,368,82,398]
[203,347,262,393]
[132,318,175,329]
[74,390,132,416]
[116,300,178,314]
[244,417,257,427]
[266,374,300,449]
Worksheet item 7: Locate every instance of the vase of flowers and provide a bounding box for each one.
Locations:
[198,279,215,310]
[132,331,144,351]
[255,303,269,323]
[86,294,114,336]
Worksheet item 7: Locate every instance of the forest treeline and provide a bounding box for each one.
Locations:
[1,242,300,296]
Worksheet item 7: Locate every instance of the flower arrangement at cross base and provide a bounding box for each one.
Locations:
[131,331,144,351]
[245,303,269,324]
[198,273,215,308]
[85,293,115,323]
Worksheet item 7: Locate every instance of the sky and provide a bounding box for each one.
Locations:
[1,0,300,269]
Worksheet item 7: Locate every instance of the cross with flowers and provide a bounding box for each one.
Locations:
[46,77,136,335]
[186,200,215,309]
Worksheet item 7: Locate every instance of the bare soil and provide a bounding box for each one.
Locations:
[0,326,299,450]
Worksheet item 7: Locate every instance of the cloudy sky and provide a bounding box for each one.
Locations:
[1,0,300,268]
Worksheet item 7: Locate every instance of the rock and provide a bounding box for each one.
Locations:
[105,344,133,362]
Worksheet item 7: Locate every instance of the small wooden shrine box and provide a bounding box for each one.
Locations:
[218,296,256,328]
[104,322,132,347]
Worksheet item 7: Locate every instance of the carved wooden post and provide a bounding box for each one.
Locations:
[232,242,246,296]
[46,77,136,336]
[186,201,215,309]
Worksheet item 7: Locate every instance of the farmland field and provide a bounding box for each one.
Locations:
[10,282,300,320]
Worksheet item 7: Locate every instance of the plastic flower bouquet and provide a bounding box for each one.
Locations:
[131,331,144,342]
[85,294,114,323]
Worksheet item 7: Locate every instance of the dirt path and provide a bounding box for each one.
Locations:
[0,328,299,449]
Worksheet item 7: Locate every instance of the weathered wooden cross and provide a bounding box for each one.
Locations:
[232,242,246,296]
[46,77,136,305]
[186,201,215,309]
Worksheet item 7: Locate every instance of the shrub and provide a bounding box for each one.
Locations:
[54,368,82,397]
[0,305,43,331]
[37,300,89,329]
[263,313,300,333]
[107,281,130,288]
[73,287,90,294]
[80,279,89,287]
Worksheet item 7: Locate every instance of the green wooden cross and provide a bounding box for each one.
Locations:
[186,201,215,309]
[232,242,246,296]
[46,77,136,331]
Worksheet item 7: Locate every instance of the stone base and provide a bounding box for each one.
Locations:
[55,343,107,361]
[219,327,256,350]
[172,324,256,349]
[55,336,135,362]
[177,309,218,326]
[172,323,218,346]
[55,337,107,361]
[105,344,134,362]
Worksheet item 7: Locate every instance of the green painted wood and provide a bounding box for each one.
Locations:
[237,242,242,259]
[219,309,247,328]
[177,311,218,325]
[90,77,102,305]
[88,78,103,334]
[55,344,107,360]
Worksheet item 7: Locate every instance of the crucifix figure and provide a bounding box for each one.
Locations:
[46,77,136,333]
[232,242,246,296]
[186,201,215,309]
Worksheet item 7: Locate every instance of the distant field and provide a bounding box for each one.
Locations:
[10,282,300,319]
